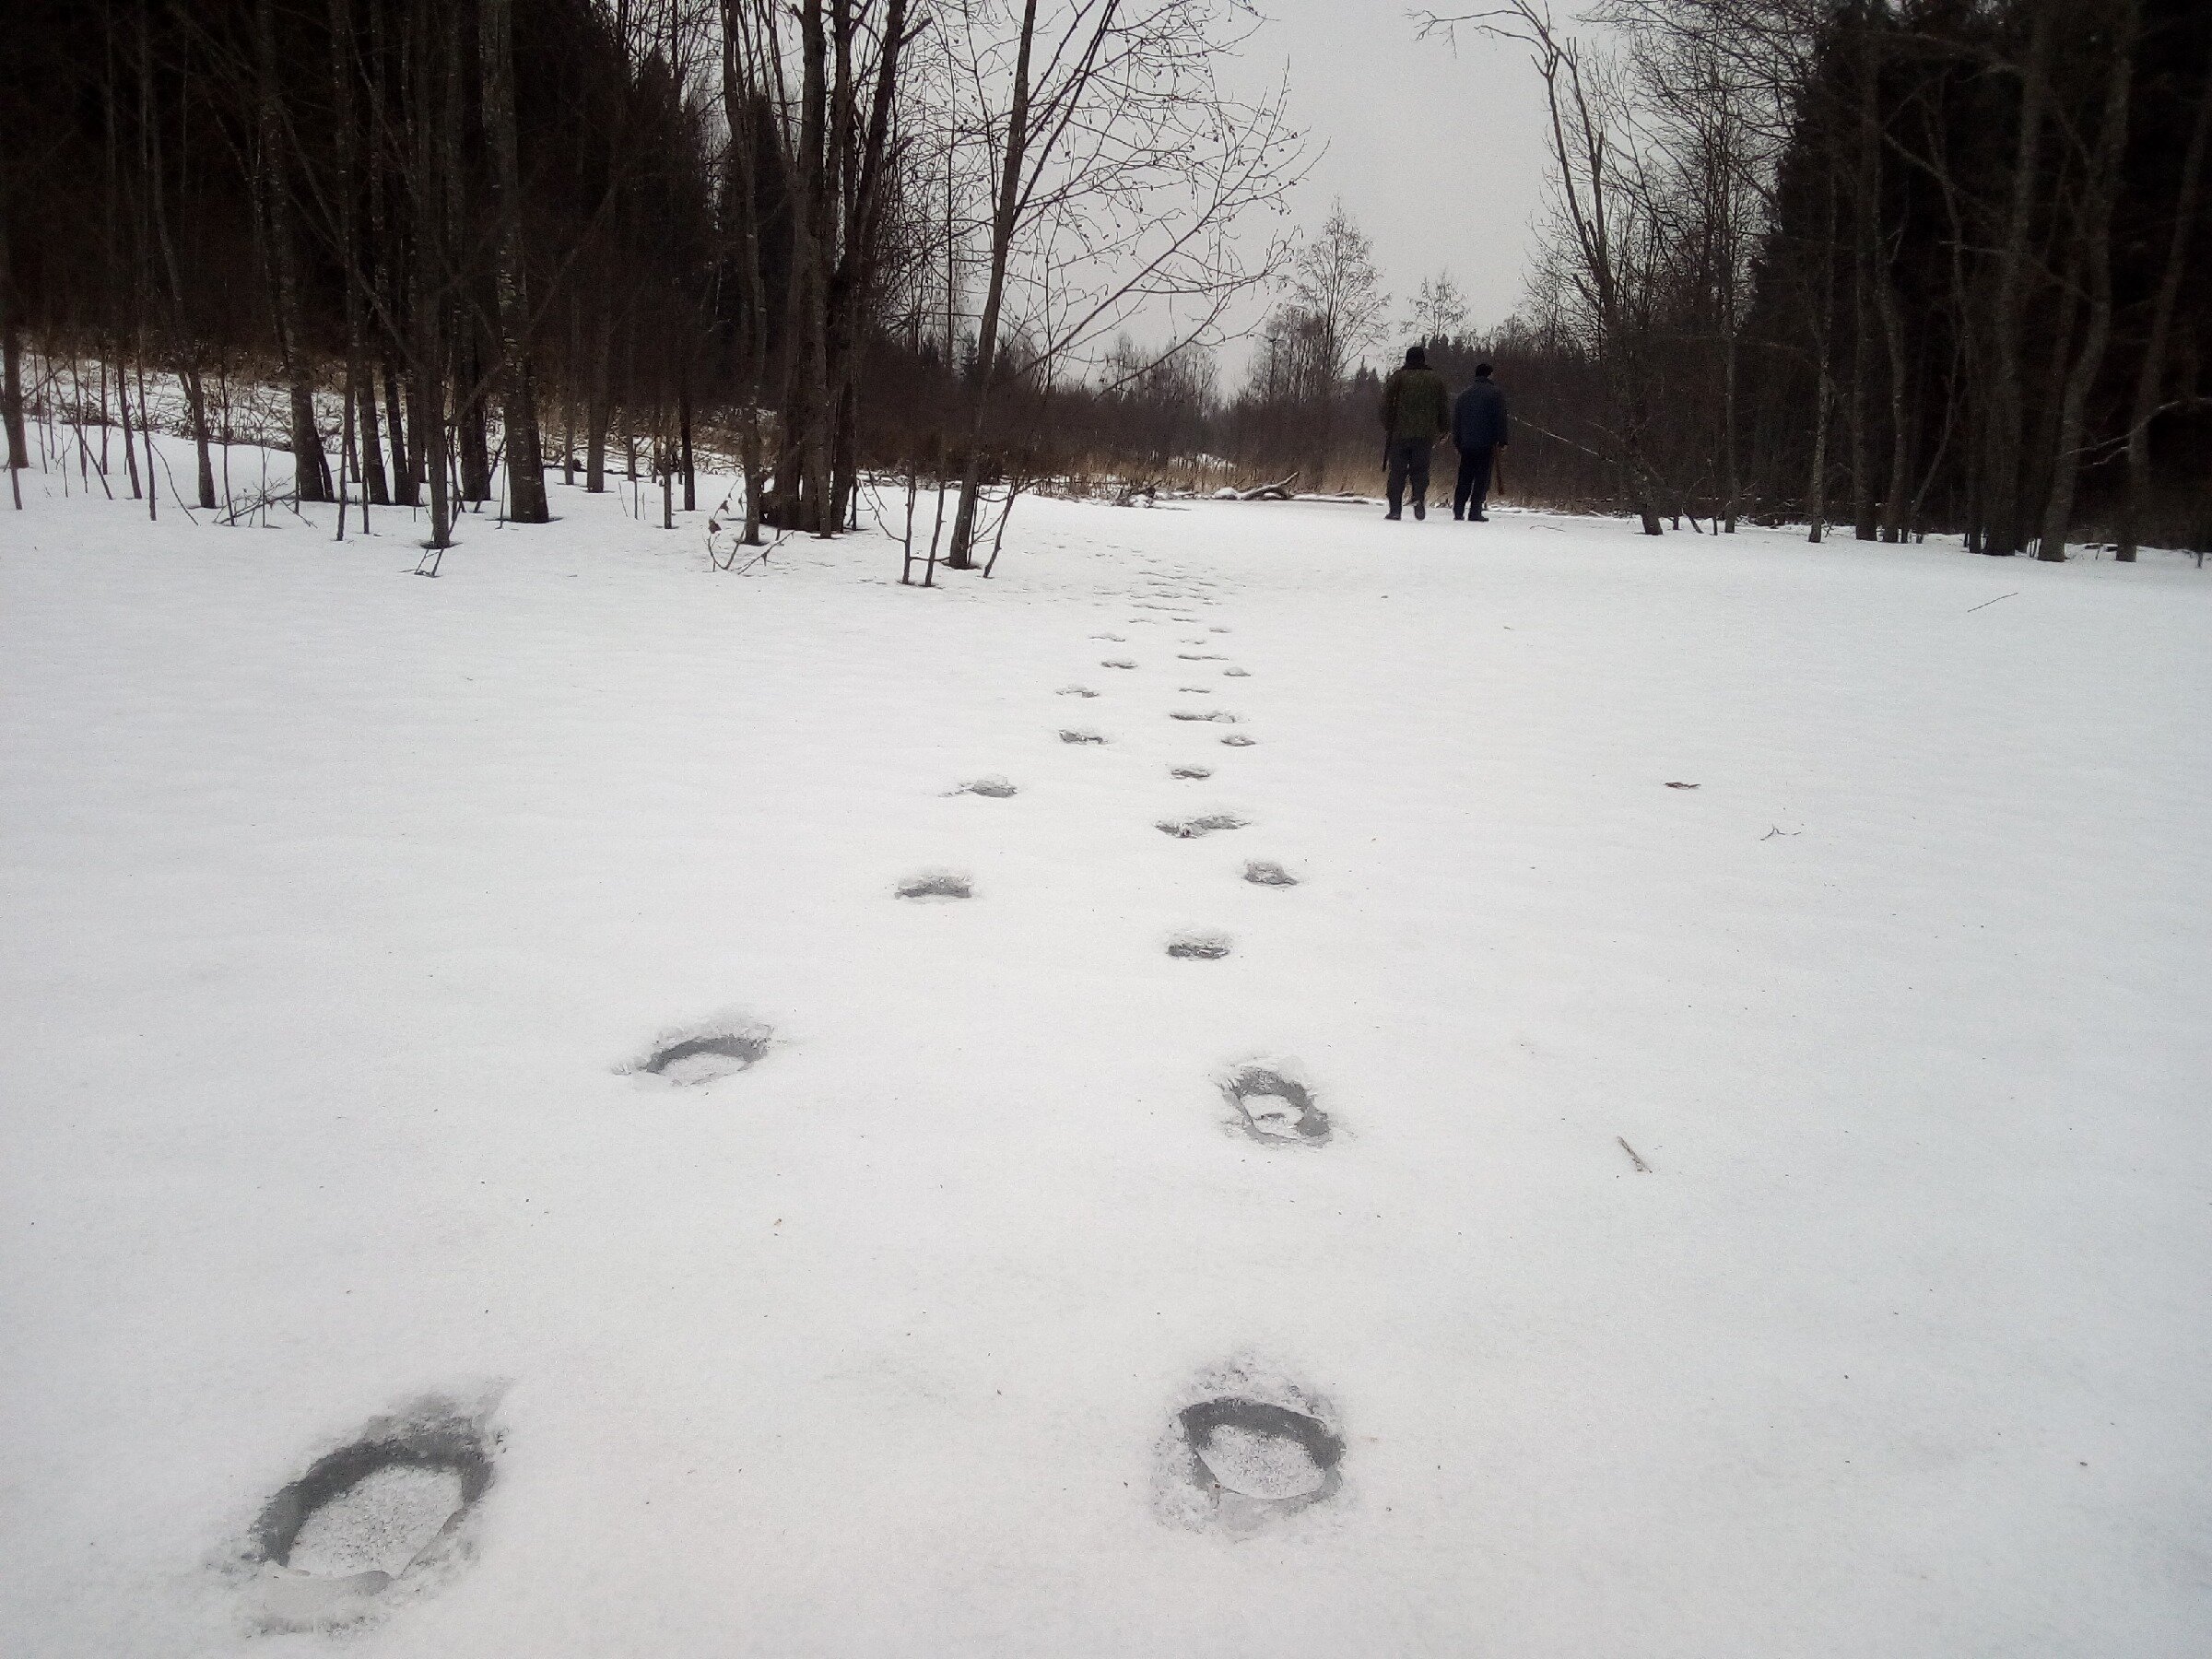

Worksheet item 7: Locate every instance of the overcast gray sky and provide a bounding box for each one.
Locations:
[1191,3,1557,380]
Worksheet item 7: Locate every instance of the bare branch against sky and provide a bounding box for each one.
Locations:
[1218,2,1558,355]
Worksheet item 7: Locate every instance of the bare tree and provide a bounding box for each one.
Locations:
[253,0,334,503]
[935,0,1306,570]
[0,202,22,508]
[1615,6,1776,531]
[480,0,547,524]
[722,0,917,536]
[1421,1,1668,534]
[1980,0,2059,557]
[2118,38,2212,562]
[2035,0,2139,561]
[1405,266,1470,345]
[1290,200,1392,381]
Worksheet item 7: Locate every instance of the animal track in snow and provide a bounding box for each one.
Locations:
[897,869,973,900]
[1222,667,1250,677]
[1222,1063,1330,1146]
[1242,860,1299,887]
[1170,765,1213,780]
[1157,814,1247,839]
[1177,653,1225,661]
[1219,734,1257,747]
[249,1398,497,1632]
[1091,633,1125,641]
[1209,626,1231,634]
[1101,658,1138,669]
[1169,709,1239,724]
[628,1018,774,1085]
[1060,729,1108,745]
[1177,686,1214,694]
[953,776,1018,797]
[1056,685,1100,698]
[1167,932,1232,960]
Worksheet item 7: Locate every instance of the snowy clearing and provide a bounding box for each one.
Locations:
[4,451,2209,1656]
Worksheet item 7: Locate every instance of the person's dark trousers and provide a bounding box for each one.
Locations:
[1454,445,1496,519]
[1385,438,1433,518]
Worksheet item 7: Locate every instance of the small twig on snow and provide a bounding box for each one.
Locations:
[1618,1136,1653,1173]
[1964,591,2019,613]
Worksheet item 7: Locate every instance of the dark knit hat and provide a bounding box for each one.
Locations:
[1406,345,1427,368]
[1475,362,1494,378]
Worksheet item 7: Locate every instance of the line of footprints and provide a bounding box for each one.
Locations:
[234,559,1329,1634]
[952,552,1345,1537]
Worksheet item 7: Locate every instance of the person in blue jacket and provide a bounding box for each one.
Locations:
[1452,363,1510,522]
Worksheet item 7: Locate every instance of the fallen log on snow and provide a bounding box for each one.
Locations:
[1213,472,1299,501]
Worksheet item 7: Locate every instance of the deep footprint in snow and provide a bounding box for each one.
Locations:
[629,1018,774,1085]
[1057,685,1100,699]
[1182,1399,1342,1501]
[1242,860,1299,887]
[250,1399,497,1631]
[1158,814,1247,839]
[1167,932,1233,960]
[953,776,1018,798]
[1177,687,1214,694]
[1170,765,1213,780]
[1091,633,1126,641]
[1222,1063,1330,1146]
[1060,729,1108,745]
[1177,653,1225,661]
[1157,1367,1345,1534]
[1223,667,1250,677]
[1102,659,1138,669]
[1219,734,1257,747]
[897,870,973,900]
[1170,710,1239,724]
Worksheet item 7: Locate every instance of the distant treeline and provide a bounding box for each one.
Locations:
[1238,0,2211,557]
[0,0,1300,565]
[3,0,723,537]
[2,1,2205,560]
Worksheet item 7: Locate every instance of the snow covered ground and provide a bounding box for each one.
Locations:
[4,446,2208,1656]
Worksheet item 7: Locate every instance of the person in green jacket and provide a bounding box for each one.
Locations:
[1378,345,1453,520]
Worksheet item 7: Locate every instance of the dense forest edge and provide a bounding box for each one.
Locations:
[1,0,2206,567]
